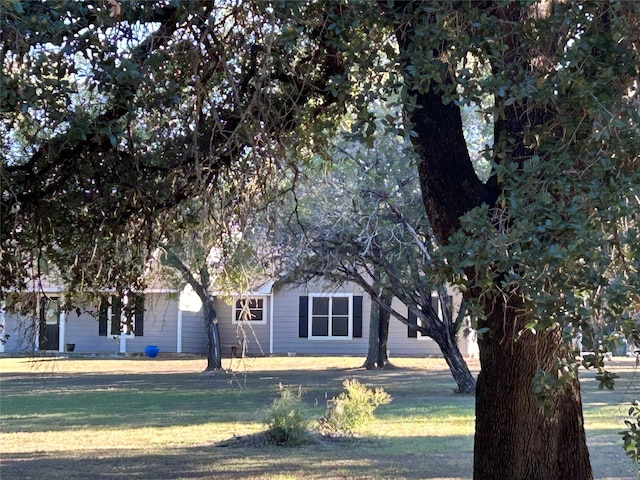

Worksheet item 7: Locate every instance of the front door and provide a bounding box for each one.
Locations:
[39,298,60,351]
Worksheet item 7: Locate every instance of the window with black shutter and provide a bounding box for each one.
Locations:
[407,308,418,338]
[98,294,144,337]
[301,294,361,340]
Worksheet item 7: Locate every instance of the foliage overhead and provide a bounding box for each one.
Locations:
[277,134,459,334]
[2,0,365,293]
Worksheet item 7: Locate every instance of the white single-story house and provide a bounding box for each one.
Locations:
[0,279,478,358]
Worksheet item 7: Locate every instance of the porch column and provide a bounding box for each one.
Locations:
[0,301,6,353]
[58,301,66,353]
[118,307,125,353]
[176,309,183,353]
[269,295,274,355]
[35,295,40,351]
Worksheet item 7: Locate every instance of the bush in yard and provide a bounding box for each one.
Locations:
[263,384,308,446]
[321,379,392,435]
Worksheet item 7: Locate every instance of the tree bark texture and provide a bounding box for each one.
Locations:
[203,297,222,371]
[430,324,476,394]
[409,86,593,475]
[474,294,591,480]
[363,285,392,369]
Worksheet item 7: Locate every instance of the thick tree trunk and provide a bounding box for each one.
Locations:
[474,294,591,480]
[363,285,392,369]
[393,19,592,480]
[203,297,222,371]
[431,326,476,394]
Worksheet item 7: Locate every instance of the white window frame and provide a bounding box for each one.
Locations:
[105,294,143,338]
[308,293,353,340]
[232,296,268,325]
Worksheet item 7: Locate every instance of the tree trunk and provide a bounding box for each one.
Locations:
[203,296,222,371]
[431,325,476,394]
[377,289,391,367]
[363,285,392,369]
[474,294,591,480]
[391,7,593,476]
[363,296,380,369]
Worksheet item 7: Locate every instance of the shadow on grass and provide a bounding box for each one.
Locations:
[3,358,636,479]
[1,436,475,480]
[1,367,472,434]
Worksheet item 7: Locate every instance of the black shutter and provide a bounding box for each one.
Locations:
[408,308,418,338]
[134,295,144,336]
[111,296,121,335]
[431,295,439,318]
[98,297,108,336]
[353,296,363,338]
[299,296,308,338]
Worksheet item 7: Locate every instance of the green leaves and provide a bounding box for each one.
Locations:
[532,364,579,417]
[619,400,640,473]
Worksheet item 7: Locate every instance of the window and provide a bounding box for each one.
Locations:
[99,293,144,337]
[297,294,362,340]
[408,294,453,338]
[233,297,267,324]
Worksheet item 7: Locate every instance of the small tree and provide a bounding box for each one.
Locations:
[278,135,476,392]
[154,166,283,370]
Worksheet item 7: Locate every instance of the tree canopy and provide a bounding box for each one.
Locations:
[1,0,348,291]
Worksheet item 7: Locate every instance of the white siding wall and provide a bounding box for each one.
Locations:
[386,297,441,357]
[1,285,476,359]
[271,281,472,358]
[2,293,183,354]
[64,307,119,353]
[122,293,179,353]
[60,293,180,353]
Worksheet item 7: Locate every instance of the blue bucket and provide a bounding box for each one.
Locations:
[145,345,159,358]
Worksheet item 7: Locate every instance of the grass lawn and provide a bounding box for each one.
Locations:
[0,355,638,479]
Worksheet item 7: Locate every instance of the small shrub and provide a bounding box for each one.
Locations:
[263,384,308,446]
[320,379,392,435]
[620,400,640,474]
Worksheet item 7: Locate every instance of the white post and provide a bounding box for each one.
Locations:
[269,295,274,355]
[176,309,183,353]
[119,296,127,354]
[0,300,6,353]
[35,295,40,352]
[58,298,66,353]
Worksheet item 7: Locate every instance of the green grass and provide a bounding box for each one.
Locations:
[0,356,638,479]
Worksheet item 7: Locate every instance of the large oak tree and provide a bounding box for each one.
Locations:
[384,2,640,478]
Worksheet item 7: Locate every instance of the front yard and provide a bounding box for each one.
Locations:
[0,356,637,479]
